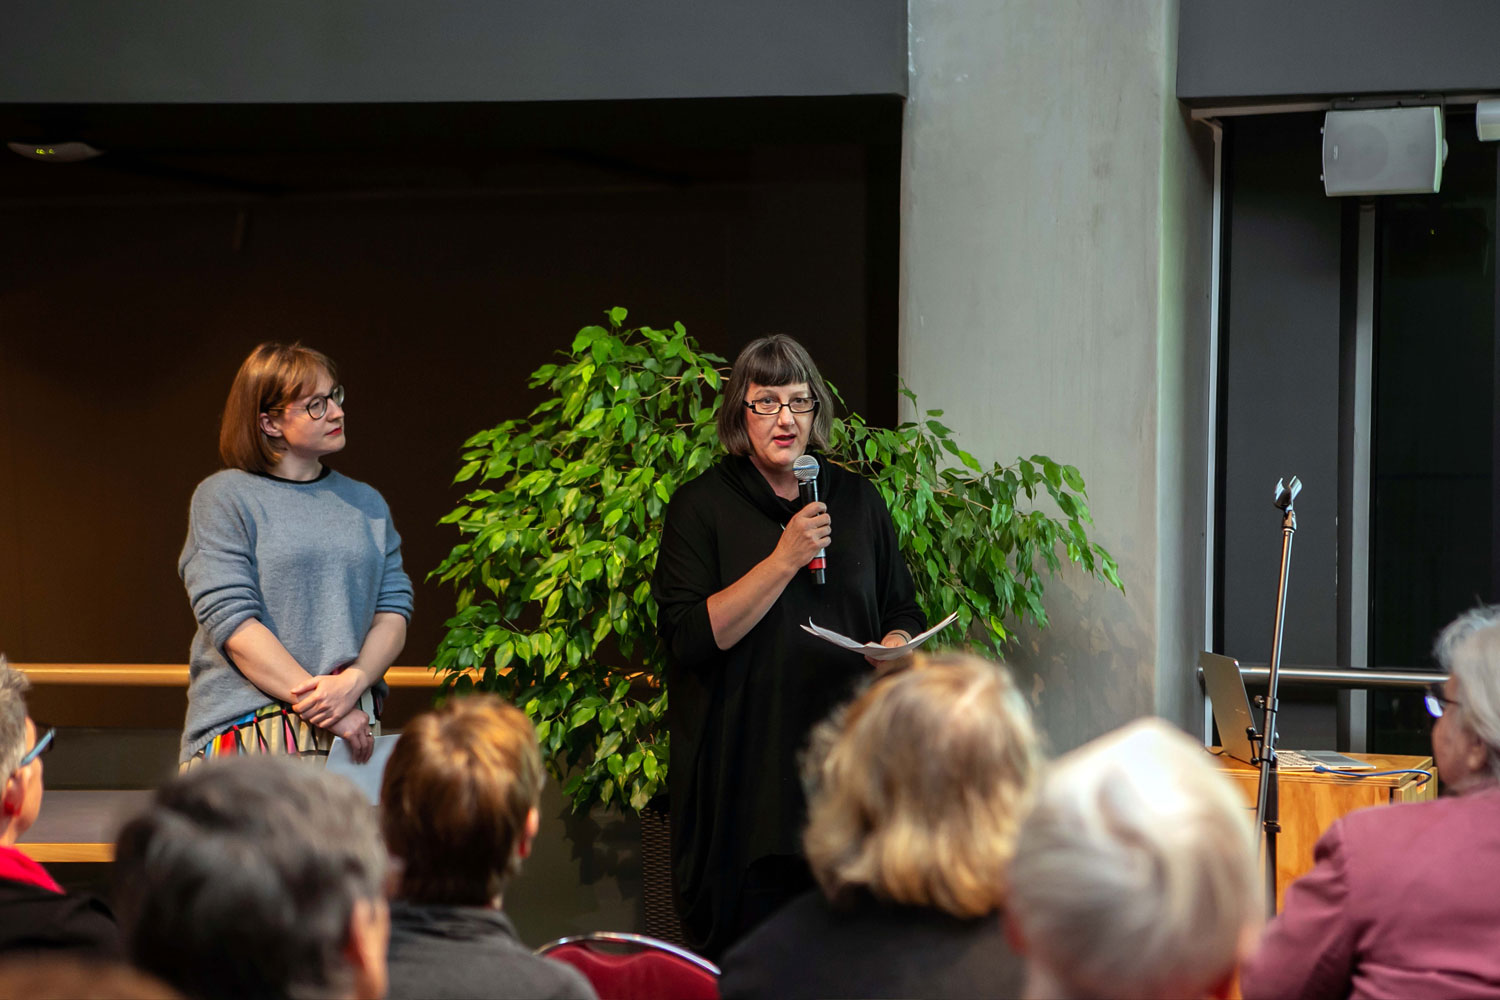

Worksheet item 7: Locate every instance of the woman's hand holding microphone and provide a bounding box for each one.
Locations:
[776,501,831,577]
[706,500,832,652]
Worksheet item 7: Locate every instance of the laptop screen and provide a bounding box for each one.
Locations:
[1200,651,1259,765]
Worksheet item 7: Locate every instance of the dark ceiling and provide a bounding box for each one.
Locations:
[0,97,902,207]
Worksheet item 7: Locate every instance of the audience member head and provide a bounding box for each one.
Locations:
[219,341,339,474]
[380,694,545,907]
[0,956,184,999]
[1008,718,1261,1000]
[0,654,47,846]
[1432,605,1500,789]
[801,653,1041,918]
[716,334,834,455]
[113,757,389,1000]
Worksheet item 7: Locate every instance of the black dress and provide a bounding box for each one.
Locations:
[652,454,926,957]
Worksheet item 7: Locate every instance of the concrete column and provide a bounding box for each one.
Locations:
[902,0,1214,750]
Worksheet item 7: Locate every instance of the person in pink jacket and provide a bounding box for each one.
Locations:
[1240,606,1500,1000]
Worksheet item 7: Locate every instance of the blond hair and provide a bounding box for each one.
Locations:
[802,653,1041,917]
[1008,718,1262,1000]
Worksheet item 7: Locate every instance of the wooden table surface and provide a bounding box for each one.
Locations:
[1210,749,1436,910]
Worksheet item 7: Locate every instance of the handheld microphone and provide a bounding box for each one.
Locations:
[792,454,826,585]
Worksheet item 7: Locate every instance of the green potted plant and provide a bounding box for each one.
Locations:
[430,308,1122,815]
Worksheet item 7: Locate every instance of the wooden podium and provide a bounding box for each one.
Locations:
[1210,751,1435,910]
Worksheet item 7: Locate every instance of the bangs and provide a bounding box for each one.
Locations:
[738,341,822,392]
[262,352,337,411]
[739,344,818,389]
[219,341,339,472]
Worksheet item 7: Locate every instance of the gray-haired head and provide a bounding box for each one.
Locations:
[1008,718,1261,1000]
[113,757,387,1000]
[1434,605,1500,672]
[1435,605,1500,781]
[0,655,32,778]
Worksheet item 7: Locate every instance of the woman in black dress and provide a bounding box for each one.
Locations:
[652,334,926,958]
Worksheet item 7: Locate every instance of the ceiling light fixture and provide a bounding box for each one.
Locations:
[6,141,103,163]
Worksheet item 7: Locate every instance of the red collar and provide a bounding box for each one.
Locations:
[0,844,62,893]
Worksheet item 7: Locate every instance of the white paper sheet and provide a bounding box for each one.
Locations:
[800,610,960,660]
[325,734,402,805]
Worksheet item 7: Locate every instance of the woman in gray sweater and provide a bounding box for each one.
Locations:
[177,342,413,767]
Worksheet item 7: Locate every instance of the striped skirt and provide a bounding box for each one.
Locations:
[181,692,380,771]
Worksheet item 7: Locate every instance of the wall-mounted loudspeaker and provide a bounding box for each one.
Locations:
[1321,106,1445,196]
[1476,100,1500,142]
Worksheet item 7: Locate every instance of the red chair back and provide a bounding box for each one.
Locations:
[538,932,719,1000]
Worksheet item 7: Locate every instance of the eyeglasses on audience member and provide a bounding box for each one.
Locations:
[1425,681,1460,719]
[15,725,55,771]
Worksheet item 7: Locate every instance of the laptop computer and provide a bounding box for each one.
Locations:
[1200,652,1375,771]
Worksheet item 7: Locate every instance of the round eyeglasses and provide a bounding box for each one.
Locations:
[1424,681,1459,720]
[744,396,819,416]
[273,385,345,421]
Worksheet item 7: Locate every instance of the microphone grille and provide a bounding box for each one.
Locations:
[792,455,820,483]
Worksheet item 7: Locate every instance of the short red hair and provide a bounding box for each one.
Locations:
[380,695,545,905]
[218,342,337,473]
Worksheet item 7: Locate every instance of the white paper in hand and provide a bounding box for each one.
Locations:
[800,611,960,660]
[325,734,402,805]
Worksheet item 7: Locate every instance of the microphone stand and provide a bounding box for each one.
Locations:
[1251,475,1300,918]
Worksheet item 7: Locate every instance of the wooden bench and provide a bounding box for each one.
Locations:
[18,790,154,863]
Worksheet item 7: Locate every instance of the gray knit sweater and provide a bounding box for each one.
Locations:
[177,468,414,760]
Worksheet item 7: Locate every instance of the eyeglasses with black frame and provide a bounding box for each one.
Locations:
[270,385,345,421]
[744,395,819,416]
[15,726,54,772]
[1424,681,1459,720]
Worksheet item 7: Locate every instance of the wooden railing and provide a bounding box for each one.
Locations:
[13,662,451,729]
[12,663,452,863]
[15,663,445,687]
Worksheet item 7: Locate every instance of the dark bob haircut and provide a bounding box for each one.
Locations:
[716,334,834,456]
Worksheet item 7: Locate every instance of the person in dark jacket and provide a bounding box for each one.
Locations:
[653,334,927,957]
[380,695,597,1000]
[720,654,1039,1000]
[0,655,120,958]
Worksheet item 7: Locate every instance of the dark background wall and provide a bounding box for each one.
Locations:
[1216,107,1500,754]
[1179,0,1500,103]
[1217,113,1345,745]
[0,1,907,104]
[0,98,903,666]
[0,2,909,666]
